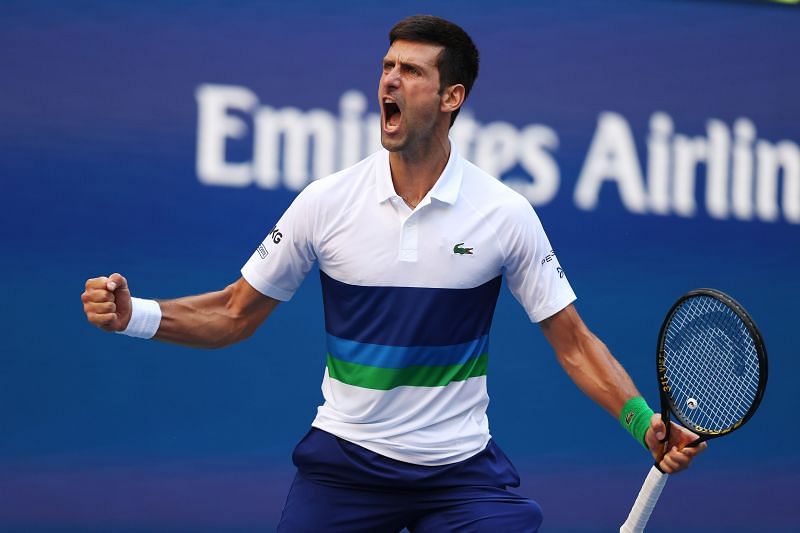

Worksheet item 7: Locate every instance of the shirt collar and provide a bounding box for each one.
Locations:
[374,138,463,206]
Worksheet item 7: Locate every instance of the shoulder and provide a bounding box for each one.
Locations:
[295,150,381,205]
[459,157,538,222]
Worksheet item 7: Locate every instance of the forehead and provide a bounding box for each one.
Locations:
[383,39,443,67]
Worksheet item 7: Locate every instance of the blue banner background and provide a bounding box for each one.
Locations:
[2,1,798,531]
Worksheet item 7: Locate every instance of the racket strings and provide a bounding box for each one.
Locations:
[662,296,760,432]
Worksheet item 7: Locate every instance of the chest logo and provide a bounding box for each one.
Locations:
[453,242,474,255]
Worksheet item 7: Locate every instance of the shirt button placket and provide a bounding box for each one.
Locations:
[399,214,419,263]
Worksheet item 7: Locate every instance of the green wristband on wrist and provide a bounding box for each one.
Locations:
[619,396,654,449]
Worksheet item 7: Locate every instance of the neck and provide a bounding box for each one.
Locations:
[389,133,451,209]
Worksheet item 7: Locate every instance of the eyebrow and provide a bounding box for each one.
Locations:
[382,57,431,72]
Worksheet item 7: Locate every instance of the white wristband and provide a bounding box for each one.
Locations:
[117,297,162,339]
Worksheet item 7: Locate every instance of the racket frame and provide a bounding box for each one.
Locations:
[655,287,768,455]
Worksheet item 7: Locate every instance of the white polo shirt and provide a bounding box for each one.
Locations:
[241,141,576,466]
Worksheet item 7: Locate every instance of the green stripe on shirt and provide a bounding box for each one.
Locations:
[326,353,489,390]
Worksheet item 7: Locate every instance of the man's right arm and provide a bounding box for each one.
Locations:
[81,273,280,349]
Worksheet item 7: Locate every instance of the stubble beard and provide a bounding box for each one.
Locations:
[381,117,440,161]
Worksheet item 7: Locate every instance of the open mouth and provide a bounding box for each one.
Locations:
[382,99,402,132]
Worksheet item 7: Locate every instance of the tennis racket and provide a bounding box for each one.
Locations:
[619,288,768,533]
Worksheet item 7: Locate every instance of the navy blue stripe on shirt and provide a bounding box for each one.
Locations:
[320,271,502,347]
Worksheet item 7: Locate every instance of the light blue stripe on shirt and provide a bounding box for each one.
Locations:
[326,333,489,369]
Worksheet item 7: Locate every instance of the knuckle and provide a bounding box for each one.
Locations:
[89,276,107,288]
[93,290,113,302]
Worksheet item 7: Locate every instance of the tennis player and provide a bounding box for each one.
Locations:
[81,15,706,531]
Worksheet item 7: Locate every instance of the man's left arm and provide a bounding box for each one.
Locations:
[539,304,707,473]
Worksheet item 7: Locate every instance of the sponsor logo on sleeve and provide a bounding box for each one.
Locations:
[540,249,556,265]
[257,244,268,259]
[540,249,567,279]
[269,226,283,244]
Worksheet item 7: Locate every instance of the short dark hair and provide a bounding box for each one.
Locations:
[389,15,479,126]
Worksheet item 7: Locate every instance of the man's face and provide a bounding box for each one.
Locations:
[378,40,446,153]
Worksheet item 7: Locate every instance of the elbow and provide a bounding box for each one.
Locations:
[221,283,263,346]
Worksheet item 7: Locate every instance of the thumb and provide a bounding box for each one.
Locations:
[650,413,666,442]
[644,413,667,455]
[106,273,129,293]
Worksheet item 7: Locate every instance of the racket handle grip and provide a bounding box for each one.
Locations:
[619,465,669,533]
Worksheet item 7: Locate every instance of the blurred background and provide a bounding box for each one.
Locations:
[2,1,798,531]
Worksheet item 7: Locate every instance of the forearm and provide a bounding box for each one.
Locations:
[155,288,241,348]
[557,330,640,417]
[153,279,278,349]
[541,305,640,418]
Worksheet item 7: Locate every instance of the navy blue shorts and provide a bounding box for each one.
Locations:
[277,428,542,532]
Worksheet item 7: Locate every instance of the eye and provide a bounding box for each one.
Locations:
[382,61,394,73]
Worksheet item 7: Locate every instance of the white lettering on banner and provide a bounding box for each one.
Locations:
[574,112,648,214]
[575,113,799,223]
[195,84,259,187]
[195,83,800,224]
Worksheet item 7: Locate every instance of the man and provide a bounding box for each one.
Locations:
[82,15,705,532]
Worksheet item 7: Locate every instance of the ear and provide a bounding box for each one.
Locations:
[440,84,466,115]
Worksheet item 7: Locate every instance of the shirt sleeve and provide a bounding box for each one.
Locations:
[241,186,318,301]
[502,199,576,323]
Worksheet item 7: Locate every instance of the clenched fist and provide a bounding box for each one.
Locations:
[81,273,133,332]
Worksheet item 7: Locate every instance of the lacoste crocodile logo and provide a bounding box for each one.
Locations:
[453,243,473,255]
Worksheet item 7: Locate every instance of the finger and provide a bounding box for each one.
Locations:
[659,450,683,473]
[87,311,117,326]
[666,447,692,468]
[679,441,708,457]
[672,426,704,449]
[85,301,116,314]
[85,277,109,290]
[107,273,128,293]
[82,289,115,303]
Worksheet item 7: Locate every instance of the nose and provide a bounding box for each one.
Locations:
[382,65,401,89]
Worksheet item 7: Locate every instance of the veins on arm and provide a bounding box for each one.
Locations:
[539,304,640,417]
[155,277,280,349]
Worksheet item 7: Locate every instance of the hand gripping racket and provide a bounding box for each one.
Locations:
[620,288,768,533]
